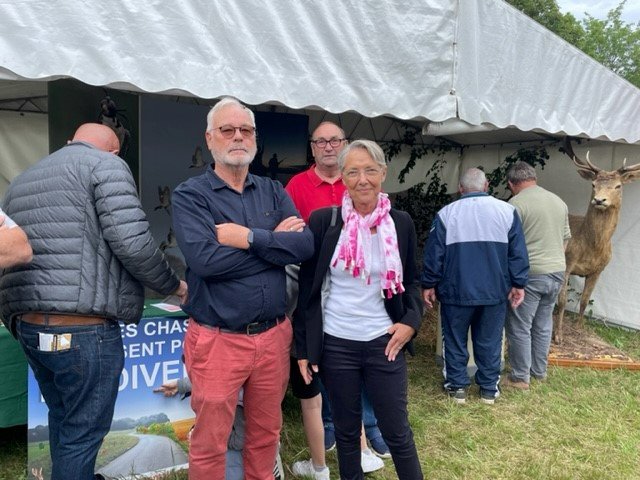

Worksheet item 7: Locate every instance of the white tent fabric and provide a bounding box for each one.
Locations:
[1,0,639,143]
[456,1,640,143]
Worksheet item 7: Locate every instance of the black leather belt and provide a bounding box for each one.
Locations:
[203,316,287,336]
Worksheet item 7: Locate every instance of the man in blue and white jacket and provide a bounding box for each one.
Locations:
[421,167,529,404]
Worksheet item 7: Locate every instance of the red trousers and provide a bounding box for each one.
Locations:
[184,318,292,480]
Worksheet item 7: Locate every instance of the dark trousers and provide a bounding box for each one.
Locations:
[17,320,124,480]
[320,378,383,442]
[320,333,423,480]
[441,302,506,396]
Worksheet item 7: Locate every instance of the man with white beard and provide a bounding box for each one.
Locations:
[172,97,314,479]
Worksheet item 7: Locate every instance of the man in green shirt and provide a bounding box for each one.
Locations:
[504,162,571,389]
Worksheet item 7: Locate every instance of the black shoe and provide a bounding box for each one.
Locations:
[446,387,466,404]
[324,428,336,451]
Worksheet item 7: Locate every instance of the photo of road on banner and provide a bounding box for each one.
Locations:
[27,315,193,479]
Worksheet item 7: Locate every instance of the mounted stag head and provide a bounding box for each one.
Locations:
[554,137,640,343]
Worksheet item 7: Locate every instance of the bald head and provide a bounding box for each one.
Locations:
[72,123,120,154]
[312,121,345,139]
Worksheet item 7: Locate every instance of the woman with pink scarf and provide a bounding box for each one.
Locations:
[294,140,423,480]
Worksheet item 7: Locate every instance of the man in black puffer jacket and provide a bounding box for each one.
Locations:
[0,123,187,480]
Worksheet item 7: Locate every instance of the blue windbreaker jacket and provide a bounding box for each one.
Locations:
[421,192,529,306]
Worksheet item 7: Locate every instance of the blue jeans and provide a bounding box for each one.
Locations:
[506,272,564,383]
[17,320,124,480]
[320,334,423,480]
[441,302,506,397]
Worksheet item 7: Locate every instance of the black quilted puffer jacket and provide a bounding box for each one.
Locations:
[0,141,180,330]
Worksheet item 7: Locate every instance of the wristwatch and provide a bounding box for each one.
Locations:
[247,229,254,247]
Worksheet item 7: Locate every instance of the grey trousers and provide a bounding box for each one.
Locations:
[505,272,564,383]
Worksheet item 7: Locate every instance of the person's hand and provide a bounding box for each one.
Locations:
[385,323,415,361]
[275,216,305,233]
[0,215,7,231]
[422,288,436,309]
[216,223,251,249]
[153,380,179,397]
[297,359,318,385]
[509,287,525,309]
[173,280,188,304]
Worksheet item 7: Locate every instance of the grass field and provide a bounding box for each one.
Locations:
[2,317,639,480]
[280,317,640,480]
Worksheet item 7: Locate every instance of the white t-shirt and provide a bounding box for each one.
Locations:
[324,234,393,341]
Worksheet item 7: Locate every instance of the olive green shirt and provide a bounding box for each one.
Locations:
[509,185,571,275]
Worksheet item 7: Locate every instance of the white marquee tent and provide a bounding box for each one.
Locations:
[1,0,640,328]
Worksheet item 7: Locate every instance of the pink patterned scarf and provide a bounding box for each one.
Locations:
[332,192,404,298]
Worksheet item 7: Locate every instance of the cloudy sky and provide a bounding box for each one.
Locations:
[555,0,640,23]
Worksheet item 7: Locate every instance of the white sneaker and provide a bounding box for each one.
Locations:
[274,451,284,479]
[361,448,385,473]
[292,459,330,479]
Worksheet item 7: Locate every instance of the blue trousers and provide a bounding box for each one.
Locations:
[441,302,506,396]
[17,320,124,480]
[320,333,423,480]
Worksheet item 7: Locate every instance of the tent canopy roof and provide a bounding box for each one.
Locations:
[1,0,638,143]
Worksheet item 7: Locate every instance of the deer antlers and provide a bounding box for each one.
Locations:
[618,157,640,174]
[563,137,601,174]
[563,136,640,175]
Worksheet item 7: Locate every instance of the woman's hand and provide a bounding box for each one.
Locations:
[298,359,318,385]
[385,323,415,361]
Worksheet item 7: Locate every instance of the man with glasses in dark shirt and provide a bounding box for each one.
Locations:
[172,97,314,480]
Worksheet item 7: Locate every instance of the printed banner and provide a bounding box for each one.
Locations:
[27,316,193,479]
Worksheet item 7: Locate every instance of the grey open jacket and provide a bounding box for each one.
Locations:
[0,141,180,332]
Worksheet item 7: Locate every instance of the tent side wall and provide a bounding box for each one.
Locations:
[0,111,48,198]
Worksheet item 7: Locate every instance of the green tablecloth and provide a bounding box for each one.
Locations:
[142,298,185,319]
[0,325,27,427]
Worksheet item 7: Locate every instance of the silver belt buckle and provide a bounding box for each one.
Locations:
[246,321,261,336]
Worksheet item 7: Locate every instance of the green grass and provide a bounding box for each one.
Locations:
[278,318,640,480]
[26,441,52,479]
[0,438,27,480]
[2,319,639,480]
[586,320,640,359]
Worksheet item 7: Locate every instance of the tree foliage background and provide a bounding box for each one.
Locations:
[506,0,640,87]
